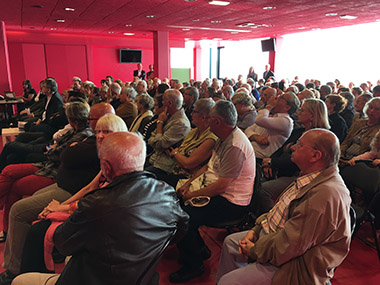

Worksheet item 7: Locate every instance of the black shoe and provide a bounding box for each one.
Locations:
[0,231,7,243]
[169,265,204,283]
[0,270,17,284]
[178,246,211,264]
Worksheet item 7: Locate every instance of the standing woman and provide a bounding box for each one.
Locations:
[247,66,258,84]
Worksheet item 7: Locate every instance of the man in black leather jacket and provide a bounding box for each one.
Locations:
[12,132,189,285]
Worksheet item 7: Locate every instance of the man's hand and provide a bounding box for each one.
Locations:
[254,135,269,145]
[263,166,273,178]
[158,107,169,123]
[238,239,255,258]
[241,229,258,243]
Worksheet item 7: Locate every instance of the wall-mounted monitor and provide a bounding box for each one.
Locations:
[120,49,142,63]
[261,38,276,52]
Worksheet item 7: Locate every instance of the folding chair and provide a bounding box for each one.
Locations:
[340,160,380,262]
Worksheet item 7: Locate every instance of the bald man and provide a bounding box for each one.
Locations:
[0,103,115,283]
[13,133,189,285]
[217,129,351,285]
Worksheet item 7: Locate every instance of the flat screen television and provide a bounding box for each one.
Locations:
[261,38,276,52]
[120,49,142,63]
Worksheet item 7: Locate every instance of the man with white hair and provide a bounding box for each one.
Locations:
[12,132,189,285]
[136,80,147,95]
[146,89,191,179]
[216,129,351,285]
[116,86,138,128]
[108,82,122,110]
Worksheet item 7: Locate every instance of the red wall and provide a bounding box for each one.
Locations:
[5,30,184,95]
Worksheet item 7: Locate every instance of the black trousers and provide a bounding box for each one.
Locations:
[177,195,246,268]
[20,219,53,274]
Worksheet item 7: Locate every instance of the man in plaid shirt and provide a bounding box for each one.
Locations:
[216,129,352,285]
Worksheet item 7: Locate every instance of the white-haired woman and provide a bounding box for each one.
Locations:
[129,93,154,133]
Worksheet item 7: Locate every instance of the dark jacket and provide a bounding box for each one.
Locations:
[133,69,146,80]
[329,112,348,143]
[54,171,189,285]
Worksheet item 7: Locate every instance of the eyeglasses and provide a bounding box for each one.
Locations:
[294,140,318,150]
[184,196,210,207]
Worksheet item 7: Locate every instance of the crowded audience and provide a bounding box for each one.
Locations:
[0,70,379,285]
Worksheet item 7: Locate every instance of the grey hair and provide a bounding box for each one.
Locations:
[65,101,90,129]
[99,132,146,171]
[165,89,183,109]
[95,113,128,132]
[212,100,237,126]
[136,94,155,110]
[138,80,147,89]
[123,86,137,100]
[100,85,109,92]
[110,83,121,95]
[232,92,253,107]
[194,98,215,116]
[185,86,199,101]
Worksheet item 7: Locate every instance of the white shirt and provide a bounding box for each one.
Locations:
[245,109,293,159]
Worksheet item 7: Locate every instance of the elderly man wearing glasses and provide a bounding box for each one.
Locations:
[216,129,351,285]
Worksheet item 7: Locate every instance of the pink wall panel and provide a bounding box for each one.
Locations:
[45,44,88,93]
[0,22,12,94]
[22,43,46,95]
[92,46,153,84]
[7,42,25,96]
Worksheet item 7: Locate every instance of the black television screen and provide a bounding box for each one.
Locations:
[120,49,142,63]
[261,38,276,52]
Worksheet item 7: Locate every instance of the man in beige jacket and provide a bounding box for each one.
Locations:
[216,129,352,285]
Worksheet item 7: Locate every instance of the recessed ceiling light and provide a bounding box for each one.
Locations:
[340,15,357,20]
[209,0,230,6]
[325,13,337,16]
[65,8,75,11]
[50,28,57,30]
[185,38,190,40]
[263,6,276,10]
[192,19,200,21]
[146,15,155,18]
[182,28,190,31]
[123,33,135,35]
[298,27,306,30]
[32,5,44,8]
[56,19,65,23]
[231,31,239,34]
[125,24,133,27]
[213,38,222,40]
[108,31,115,34]
[211,20,221,23]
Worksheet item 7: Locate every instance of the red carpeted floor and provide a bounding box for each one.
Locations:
[0,214,380,284]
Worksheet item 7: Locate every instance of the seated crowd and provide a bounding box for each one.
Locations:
[0,72,379,285]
